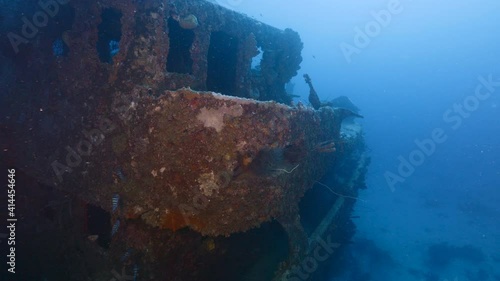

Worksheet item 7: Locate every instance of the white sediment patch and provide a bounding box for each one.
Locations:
[196,104,244,132]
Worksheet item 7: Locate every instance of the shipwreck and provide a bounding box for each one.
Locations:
[0,0,369,280]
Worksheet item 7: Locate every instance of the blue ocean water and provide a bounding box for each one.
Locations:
[226,0,500,280]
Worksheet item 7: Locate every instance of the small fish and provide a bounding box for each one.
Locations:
[133,264,139,281]
[120,248,133,262]
[111,219,120,237]
[114,167,127,182]
[112,193,120,213]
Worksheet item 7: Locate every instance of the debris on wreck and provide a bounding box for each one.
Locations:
[329,95,361,114]
[304,73,364,120]
[304,73,322,110]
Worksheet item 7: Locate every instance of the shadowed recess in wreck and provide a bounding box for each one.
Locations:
[97,8,122,63]
[207,31,239,95]
[166,16,194,74]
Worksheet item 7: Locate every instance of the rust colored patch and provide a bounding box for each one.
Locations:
[160,211,188,231]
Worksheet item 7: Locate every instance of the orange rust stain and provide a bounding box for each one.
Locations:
[160,212,207,231]
[124,211,141,220]
[242,156,253,167]
[172,173,184,185]
[188,98,200,109]
[160,212,188,231]
[182,91,199,101]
